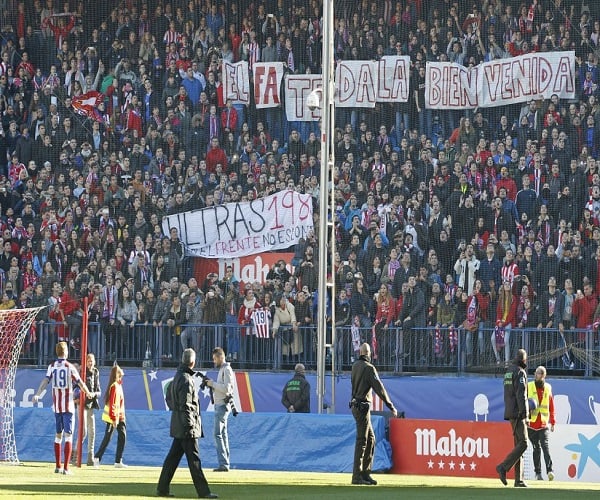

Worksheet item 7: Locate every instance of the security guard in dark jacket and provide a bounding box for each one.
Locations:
[350,343,397,485]
[496,348,529,488]
[281,363,311,413]
[157,348,217,499]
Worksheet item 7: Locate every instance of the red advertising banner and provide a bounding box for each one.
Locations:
[193,252,295,289]
[390,419,515,479]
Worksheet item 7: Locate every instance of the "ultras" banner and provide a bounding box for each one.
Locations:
[426,51,575,109]
[161,190,313,258]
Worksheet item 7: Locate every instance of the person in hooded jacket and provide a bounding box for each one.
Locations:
[157,348,217,498]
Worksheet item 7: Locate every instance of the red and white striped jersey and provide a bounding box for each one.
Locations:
[501,262,519,286]
[45,358,82,414]
[251,307,271,338]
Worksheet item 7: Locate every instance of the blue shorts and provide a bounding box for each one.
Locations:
[54,413,74,435]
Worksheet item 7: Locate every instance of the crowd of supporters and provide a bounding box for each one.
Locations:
[1,1,600,365]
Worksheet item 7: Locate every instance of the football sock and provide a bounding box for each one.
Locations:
[54,442,61,469]
[64,441,72,469]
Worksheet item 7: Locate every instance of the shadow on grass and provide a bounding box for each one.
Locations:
[1,483,599,500]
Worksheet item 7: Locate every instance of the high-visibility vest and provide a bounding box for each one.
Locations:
[101,382,124,425]
[528,381,551,425]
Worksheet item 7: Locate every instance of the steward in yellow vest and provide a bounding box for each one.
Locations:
[526,365,555,481]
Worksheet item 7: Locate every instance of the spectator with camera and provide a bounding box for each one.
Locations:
[205,347,234,473]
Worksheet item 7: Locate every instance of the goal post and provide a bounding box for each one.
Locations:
[0,307,46,464]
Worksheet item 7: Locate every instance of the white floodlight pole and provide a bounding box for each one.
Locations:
[316,0,335,414]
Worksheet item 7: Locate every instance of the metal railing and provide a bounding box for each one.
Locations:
[20,322,600,376]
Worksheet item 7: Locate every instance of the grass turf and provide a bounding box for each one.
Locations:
[0,463,599,499]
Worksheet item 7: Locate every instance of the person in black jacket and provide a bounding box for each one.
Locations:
[350,343,397,486]
[281,363,310,413]
[496,348,529,488]
[83,353,101,466]
[157,348,217,499]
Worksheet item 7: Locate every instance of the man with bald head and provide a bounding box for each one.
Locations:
[350,343,397,485]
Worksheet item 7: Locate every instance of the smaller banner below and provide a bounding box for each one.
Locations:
[162,190,313,258]
[390,419,514,479]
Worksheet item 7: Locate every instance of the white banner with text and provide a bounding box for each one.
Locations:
[162,191,314,258]
[426,51,576,109]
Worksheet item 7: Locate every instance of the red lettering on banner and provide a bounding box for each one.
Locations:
[286,77,315,120]
[223,62,249,103]
[337,63,354,104]
[428,67,442,106]
[513,58,533,99]
[264,67,280,104]
[429,66,477,108]
[554,56,574,93]
[281,190,295,224]
[356,63,376,104]
[297,193,311,221]
[267,195,283,230]
[389,419,515,479]
[501,62,513,99]
[483,63,502,103]
[254,65,266,105]
[254,65,281,106]
[377,59,392,99]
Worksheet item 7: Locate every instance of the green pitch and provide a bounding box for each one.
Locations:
[0,464,599,499]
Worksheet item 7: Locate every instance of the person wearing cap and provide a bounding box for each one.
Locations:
[281,363,310,413]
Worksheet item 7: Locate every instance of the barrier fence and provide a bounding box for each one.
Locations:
[20,322,600,376]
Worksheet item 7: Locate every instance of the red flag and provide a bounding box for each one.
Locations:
[71,91,104,122]
[371,324,378,361]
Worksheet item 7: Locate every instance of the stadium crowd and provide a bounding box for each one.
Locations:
[1,0,600,368]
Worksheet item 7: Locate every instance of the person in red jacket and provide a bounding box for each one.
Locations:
[93,364,127,468]
[573,283,598,340]
[495,167,518,201]
[220,98,238,137]
[527,365,556,481]
[43,15,76,50]
[494,280,517,365]
[205,137,228,173]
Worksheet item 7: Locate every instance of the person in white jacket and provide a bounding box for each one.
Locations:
[454,243,480,296]
[206,347,234,472]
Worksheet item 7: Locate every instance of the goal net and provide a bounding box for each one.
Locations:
[0,307,46,464]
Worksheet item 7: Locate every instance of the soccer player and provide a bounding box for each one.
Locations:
[33,341,92,474]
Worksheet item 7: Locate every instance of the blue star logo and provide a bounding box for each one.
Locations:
[564,432,600,478]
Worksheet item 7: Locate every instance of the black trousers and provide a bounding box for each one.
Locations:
[352,406,374,481]
[500,418,527,482]
[528,427,553,474]
[95,421,126,463]
[157,437,211,497]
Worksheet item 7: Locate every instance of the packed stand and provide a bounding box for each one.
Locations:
[0,1,599,372]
